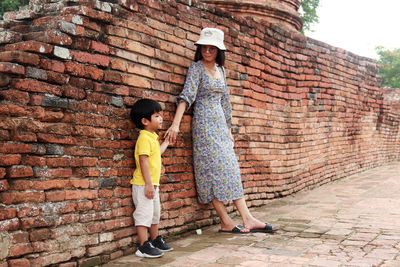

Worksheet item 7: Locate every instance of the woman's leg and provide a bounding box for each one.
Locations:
[211,198,249,232]
[233,198,267,230]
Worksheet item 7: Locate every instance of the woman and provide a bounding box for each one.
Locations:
[165,28,276,233]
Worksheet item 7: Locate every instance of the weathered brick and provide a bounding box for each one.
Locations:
[8,258,30,267]
[72,51,110,67]
[0,62,25,75]
[5,41,53,54]
[30,228,51,242]
[7,166,34,178]
[0,154,21,166]
[65,62,104,81]
[13,78,63,96]
[0,51,40,66]
[91,41,110,54]
[0,192,45,205]
[40,58,65,73]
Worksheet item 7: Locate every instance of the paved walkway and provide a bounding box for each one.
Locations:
[103,161,400,267]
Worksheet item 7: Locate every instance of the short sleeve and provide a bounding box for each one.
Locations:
[177,61,201,110]
[136,135,151,156]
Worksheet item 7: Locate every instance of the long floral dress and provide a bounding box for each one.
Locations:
[177,60,244,204]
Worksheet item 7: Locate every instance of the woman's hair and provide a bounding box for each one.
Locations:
[130,98,162,129]
[194,45,225,67]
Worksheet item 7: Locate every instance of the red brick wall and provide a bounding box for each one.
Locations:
[0,0,399,266]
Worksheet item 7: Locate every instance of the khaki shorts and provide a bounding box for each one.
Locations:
[131,185,160,227]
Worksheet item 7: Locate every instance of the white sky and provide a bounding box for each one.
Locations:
[305,0,400,59]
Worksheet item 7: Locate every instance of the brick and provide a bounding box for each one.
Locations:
[17,206,40,218]
[0,191,45,205]
[9,243,33,257]
[30,29,73,46]
[13,78,63,96]
[5,41,53,54]
[0,62,25,75]
[33,180,70,190]
[12,131,37,142]
[34,167,72,178]
[8,258,30,267]
[0,89,30,104]
[0,51,40,65]
[0,180,9,191]
[72,51,110,67]
[40,58,65,73]
[0,218,19,231]
[30,251,71,266]
[0,208,17,220]
[91,41,109,54]
[65,62,104,81]
[0,30,23,44]
[37,133,75,145]
[65,190,98,200]
[45,191,66,202]
[30,228,51,242]
[7,166,34,178]
[53,46,72,59]
[0,154,21,166]
[0,73,10,86]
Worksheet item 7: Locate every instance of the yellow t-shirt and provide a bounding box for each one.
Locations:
[131,130,161,186]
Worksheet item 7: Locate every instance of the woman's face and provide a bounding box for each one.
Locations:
[201,45,218,63]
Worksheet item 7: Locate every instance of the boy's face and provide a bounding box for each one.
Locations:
[142,112,163,132]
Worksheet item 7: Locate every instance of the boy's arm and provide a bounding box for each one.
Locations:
[138,155,155,199]
[160,139,169,155]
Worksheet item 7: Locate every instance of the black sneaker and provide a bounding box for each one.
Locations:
[135,241,164,258]
[152,235,173,252]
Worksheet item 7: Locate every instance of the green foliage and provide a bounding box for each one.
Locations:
[376,46,400,88]
[0,0,29,20]
[300,0,320,34]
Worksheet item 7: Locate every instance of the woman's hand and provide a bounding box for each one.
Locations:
[165,124,180,144]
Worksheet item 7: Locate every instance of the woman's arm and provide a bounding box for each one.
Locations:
[165,101,187,143]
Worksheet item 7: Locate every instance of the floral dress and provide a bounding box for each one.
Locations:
[177,60,244,204]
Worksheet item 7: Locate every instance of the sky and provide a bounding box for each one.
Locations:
[305,0,400,59]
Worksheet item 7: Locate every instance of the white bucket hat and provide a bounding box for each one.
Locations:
[195,28,226,51]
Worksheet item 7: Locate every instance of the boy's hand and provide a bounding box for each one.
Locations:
[144,184,155,199]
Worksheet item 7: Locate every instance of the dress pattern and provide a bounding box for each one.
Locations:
[178,60,244,204]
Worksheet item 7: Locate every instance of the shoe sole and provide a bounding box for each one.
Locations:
[158,247,173,252]
[135,249,163,258]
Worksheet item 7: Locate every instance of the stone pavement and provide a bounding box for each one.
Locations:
[103,161,400,267]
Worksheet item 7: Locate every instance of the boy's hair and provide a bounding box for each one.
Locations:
[130,98,162,129]
[194,45,225,67]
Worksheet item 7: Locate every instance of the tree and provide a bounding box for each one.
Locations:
[376,46,400,88]
[0,0,29,20]
[300,0,320,34]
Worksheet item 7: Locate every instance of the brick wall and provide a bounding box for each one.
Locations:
[0,0,399,266]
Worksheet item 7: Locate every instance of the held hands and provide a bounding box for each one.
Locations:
[145,184,155,199]
[165,124,179,144]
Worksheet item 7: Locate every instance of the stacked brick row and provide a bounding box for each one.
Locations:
[0,0,399,266]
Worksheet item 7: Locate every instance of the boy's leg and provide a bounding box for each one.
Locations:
[137,226,149,246]
[149,224,159,241]
[132,185,153,244]
[150,186,161,240]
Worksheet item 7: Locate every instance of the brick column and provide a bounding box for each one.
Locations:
[201,0,302,32]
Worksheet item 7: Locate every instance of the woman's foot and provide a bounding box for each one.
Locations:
[243,216,269,231]
[220,220,250,233]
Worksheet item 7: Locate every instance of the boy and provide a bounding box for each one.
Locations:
[130,98,172,258]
